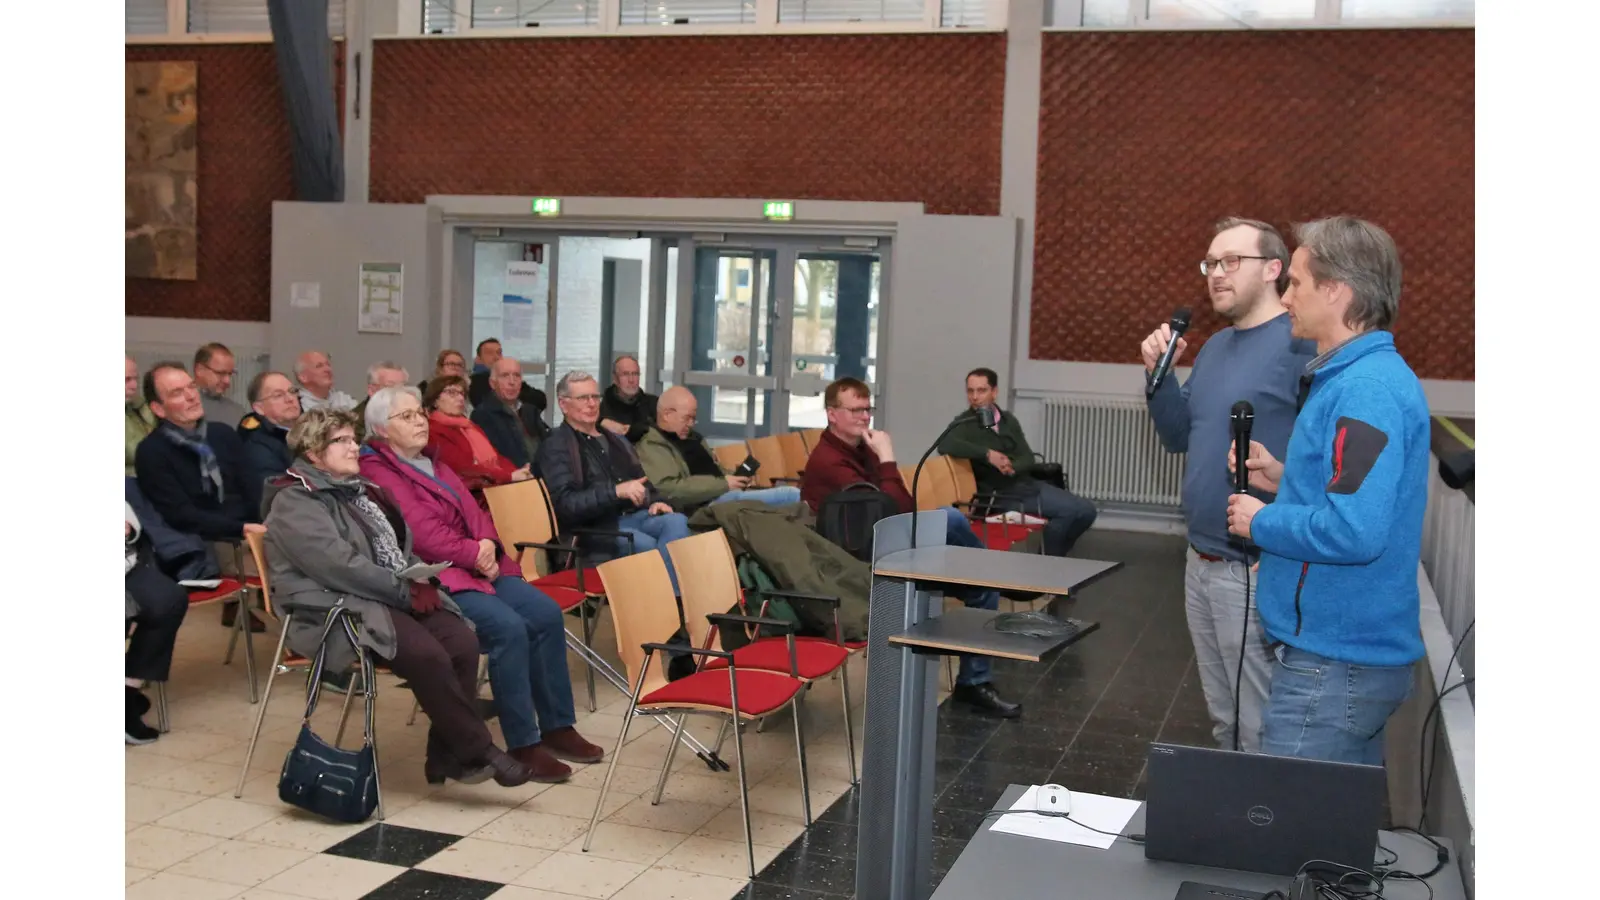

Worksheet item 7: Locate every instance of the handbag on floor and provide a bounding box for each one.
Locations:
[277,607,380,824]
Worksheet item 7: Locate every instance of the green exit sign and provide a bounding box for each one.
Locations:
[763,201,795,221]
[532,197,562,217]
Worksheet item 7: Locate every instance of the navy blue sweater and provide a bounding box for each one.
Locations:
[1147,313,1315,561]
[133,420,255,542]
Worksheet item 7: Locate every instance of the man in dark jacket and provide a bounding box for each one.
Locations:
[468,338,548,414]
[598,355,658,443]
[537,371,692,593]
[472,357,550,472]
[938,367,1098,558]
[133,361,265,628]
[237,370,302,515]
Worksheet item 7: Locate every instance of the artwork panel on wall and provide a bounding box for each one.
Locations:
[126,61,198,281]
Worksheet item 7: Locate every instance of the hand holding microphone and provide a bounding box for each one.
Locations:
[1143,308,1193,397]
[1226,401,1264,540]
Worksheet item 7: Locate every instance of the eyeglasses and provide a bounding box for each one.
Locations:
[198,362,237,378]
[832,405,875,417]
[565,393,602,404]
[259,390,296,404]
[328,435,359,447]
[440,387,465,398]
[388,409,427,424]
[1200,255,1270,277]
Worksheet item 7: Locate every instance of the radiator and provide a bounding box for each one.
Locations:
[127,344,271,412]
[1037,396,1185,508]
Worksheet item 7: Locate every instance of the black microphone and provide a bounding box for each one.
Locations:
[1145,308,1193,398]
[909,408,984,550]
[1231,400,1254,496]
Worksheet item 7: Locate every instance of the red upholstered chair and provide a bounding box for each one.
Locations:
[667,529,859,785]
[587,549,815,880]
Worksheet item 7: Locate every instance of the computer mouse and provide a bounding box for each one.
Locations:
[1035,784,1071,815]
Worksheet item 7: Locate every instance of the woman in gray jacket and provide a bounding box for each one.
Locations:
[261,408,534,788]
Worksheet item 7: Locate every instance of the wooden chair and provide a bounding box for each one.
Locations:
[898,463,945,512]
[746,435,799,488]
[799,429,824,453]
[945,456,1041,553]
[776,431,809,482]
[589,549,814,879]
[668,529,858,785]
[712,441,750,475]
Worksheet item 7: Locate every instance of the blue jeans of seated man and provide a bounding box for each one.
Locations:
[450,576,576,751]
[942,506,1001,686]
[994,481,1099,557]
[615,508,693,594]
[712,485,802,507]
[1259,644,1414,765]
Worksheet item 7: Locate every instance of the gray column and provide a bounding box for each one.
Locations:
[1001,0,1046,395]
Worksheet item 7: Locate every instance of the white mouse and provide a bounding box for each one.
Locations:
[1036,784,1072,815]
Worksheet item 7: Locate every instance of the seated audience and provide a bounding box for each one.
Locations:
[238,371,303,515]
[637,386,801,512]
[360,386,603,782]
[194,342,248,426]
[295,350,358,412]
[801,377,1017,717]
[424,375,530,492]
[262,408,535,787]
[938,367,1098,557]
[419,349,469,395]
[125,501,189,744]
[126,357,157,477]
[354,361,411,439]
[471,357,549,473]
[469,338,548,414]
[134,361,265,629]
[598,355,658,443]
[538,371,692,592]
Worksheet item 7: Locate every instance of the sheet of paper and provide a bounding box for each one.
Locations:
[397,561,451,582]
[290,281,321,308]
[987,785,1141,850]
[178,578,223,589]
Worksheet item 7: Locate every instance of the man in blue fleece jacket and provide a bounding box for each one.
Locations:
[1226,217,1429,765]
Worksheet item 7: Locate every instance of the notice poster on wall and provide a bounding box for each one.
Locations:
[503,261,542,350]
[357,262,404,334]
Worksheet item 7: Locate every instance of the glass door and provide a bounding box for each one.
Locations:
[681,247,778,441]
[786,251,882,430]
[471,237,558,418]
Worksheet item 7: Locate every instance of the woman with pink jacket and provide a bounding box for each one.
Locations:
[358,386,602,784]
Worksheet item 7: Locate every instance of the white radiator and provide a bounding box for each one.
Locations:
[1037,396,1185,508]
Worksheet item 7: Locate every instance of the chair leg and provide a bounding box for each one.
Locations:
[235,623,293,797]
[360,660,385,822]
[711,718,731,757]
[839,662,858,786]
[564,630,719,767]
[792,696,813,826]
[224,607,242,665]
[154,681,170,733]
[580,600,598,713]
[335,670,359,747]
[731,710,756,880]
[652,712,688,806]
[242,589,260,704]
[584,691,643,853]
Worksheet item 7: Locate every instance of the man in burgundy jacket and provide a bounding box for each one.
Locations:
[800,378,1018,718]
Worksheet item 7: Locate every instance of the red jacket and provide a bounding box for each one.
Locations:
[427,411,520,490]
[358,439,522,596]
[799,428,914,514]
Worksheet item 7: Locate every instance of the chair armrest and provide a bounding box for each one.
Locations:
[707,613,795,632]
[641,641,731,661]
[757,589,841,609]
[514,540,573,554]
[570,526,636,554]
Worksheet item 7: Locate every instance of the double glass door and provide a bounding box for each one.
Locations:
[677,238,885,441]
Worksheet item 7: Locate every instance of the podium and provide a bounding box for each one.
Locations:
[854,511,1124,900]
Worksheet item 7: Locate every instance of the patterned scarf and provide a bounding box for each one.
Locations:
[159,421,223,503]
[348,491,407,573]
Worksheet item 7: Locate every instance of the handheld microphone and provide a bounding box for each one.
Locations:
[1230,401,1254,495]
[909,407,985,549]
[1145,308,1193,398]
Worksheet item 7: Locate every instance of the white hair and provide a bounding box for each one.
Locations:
[364,385,423,438]
[557,370,597,399]
[367,360,409,385]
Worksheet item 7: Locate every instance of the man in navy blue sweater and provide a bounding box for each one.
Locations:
[1227,217,1429,765]
[1144,217,1315,753]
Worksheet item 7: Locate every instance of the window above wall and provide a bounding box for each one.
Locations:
[125,0,348,39]
[1059,0,1471,27]
[416,0,1001,33]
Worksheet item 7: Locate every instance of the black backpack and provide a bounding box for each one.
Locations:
[815,482,902,562]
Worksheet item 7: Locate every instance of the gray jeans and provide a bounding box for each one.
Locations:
[1183,548,1273,753]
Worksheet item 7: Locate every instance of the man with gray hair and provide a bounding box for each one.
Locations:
[354,360,410,440]
[294,350,357,413]
[598,354,658,443]
[194,342,248,426]
[1224,216,1430,764]
[1141,217,1316,753]
[538,371,692,593]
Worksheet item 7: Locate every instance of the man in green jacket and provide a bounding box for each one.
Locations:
[636,386,802,513]
[937,367,1098,557]
[126,357,157,477]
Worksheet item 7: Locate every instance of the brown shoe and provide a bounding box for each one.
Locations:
[541,727,606,765]
[509,744,573,783]
[481,746,537,787]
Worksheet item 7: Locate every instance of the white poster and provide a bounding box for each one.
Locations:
[290,281,321,309]
[502,261,543,352]
[357,262,404,334]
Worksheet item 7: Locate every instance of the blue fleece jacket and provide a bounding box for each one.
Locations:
[1251,331,1429,667]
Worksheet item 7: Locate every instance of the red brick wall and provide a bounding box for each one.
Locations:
[368,34,1005,215]
[1030,29,1474,380]
[125,44,345,322]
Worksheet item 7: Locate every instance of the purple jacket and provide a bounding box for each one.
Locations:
[359,440,522,596]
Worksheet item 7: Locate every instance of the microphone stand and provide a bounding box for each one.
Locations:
[909,409,983,550]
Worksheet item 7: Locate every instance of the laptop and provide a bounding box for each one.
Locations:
[1173,884,1269,900]
[1143,742,1386,877]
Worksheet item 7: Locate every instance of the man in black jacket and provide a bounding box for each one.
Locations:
[468,338,548,414]
[133,362,265,628]
[472,357,550,472]
[537,371,692,593]
[237,370,302,515]
[598,355,658,443]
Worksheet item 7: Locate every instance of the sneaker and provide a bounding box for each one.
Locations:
[126,687,160,745]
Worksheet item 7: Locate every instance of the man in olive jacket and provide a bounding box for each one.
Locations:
[637,386,801,513]
[937,367,1098,557]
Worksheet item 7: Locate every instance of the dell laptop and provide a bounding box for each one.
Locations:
[1143,742,1386,876]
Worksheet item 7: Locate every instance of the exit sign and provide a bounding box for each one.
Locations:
[763,201,795,221]
[532,197,562,217]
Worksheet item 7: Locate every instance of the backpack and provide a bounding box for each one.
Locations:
[815,482,902,563]
[718,554,807,653]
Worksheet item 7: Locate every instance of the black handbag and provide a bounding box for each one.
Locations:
[277,608,380,824]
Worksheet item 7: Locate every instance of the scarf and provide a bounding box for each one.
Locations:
[431,411,503,467]
[159,421,223,503]
[349,491,407,573]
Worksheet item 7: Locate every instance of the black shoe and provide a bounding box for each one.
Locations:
[126,688,160,745]
[951,682,1022,719]
[127,684,152,717]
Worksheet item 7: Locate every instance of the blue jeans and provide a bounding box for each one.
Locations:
[450,576,576,750]
[712,485,802,507]
[994,481,1098,557]
[1259,644,1414,765]
[943,506,1000,686]
[616,508,693,594]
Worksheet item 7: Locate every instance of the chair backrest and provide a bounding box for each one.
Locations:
[712,441,750,475]
[595,549,684,700]
[745,435,788,487]
[920,456,961,509]
[244,529,277,618]
[947,456,979,503]
[799,429,824,453]
[776,431,809,480]
[665,528,743,652]
[899,463,945,512]
[483,478,557,571]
